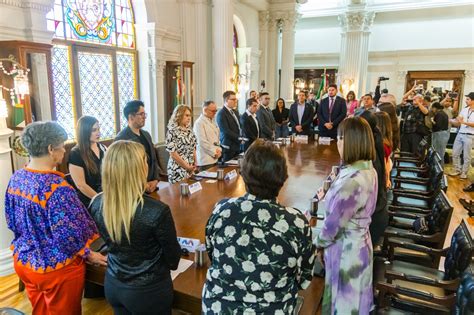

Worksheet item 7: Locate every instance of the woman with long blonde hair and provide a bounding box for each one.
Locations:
[166,104,197,183]
[90,140,181,315]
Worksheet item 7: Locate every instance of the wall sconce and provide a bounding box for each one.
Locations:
[0,55,30,118]
[293,78,306,96]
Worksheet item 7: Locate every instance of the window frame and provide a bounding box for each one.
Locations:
[51,39,139,138]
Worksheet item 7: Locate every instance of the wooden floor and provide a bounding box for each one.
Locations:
[0,162,471,314]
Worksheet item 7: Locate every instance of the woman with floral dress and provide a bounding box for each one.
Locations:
[315,117,378,314]
[166,104,197,184]
[202,140,315,314]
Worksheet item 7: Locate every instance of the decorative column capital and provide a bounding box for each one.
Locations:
[279,12,301,31]
[465,70,474,80]
[338,10,375,32]
[397,70,408,81]
[1,0,54,12]
[259,11,270,31]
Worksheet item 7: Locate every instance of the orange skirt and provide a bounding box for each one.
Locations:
[14,256,85,315]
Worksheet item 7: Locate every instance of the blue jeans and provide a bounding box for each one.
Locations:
[431,130,449,167]
[452,133,474,174]
[275,123,289,138]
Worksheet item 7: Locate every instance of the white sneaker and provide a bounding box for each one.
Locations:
[461,173,468,179]
[449,170,461,176]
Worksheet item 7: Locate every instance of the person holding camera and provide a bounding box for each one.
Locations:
[399,94,429,155]
[449,92,474,180]
[441,91,460,125]
[374,76,389,104]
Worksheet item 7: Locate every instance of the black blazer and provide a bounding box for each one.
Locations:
[317,96,347,138]
[289,102,314,136]
[115,126,160,181]
[90,194,181,286]
[216,106,241,153]
[240,112,259,151]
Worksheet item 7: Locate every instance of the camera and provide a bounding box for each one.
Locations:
[379,76,390,81]
[381,88,388,94]
[448,92,458,99]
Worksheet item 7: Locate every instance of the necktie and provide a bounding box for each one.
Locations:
[329,98,334,122]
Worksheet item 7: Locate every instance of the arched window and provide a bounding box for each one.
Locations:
[46,0,138,139]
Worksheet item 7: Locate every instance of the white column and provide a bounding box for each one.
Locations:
[212,0,234,105]
[179,0,212,119]
[338,9,375,97]
[266,15,279,100]
[258,11,270,92]
[280,12,299,102]
[0,118,14,276]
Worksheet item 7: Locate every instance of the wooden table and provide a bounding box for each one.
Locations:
[87,141,340,314]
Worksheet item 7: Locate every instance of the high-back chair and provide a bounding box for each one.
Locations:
[382,190,454,267]
[376,224,474,314]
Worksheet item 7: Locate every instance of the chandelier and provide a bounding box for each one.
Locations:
[0,55,30,118]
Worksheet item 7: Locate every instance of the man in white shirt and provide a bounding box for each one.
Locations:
[193,100,222,169]
[449,92,474,179]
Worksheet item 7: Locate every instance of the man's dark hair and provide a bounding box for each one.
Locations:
[259,92,269,98]
[241,139,288,199]
[298,90,308,97]
[202,100,215,108]
[432,102,443,110]
[124,100,144,120]
[363,93,373,100]
[328,84,338,90]
[246,98,258,108]
[223,90,236,103]
[424,95,431,102]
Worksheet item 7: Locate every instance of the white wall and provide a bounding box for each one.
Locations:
[295,16,341,55]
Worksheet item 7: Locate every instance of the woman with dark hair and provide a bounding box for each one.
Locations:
[272,98,290,138]
[375,111,393,188]
[202,140,315,314]
[68,115,107,207]
[315,117,378,314]
[358,110,388,246]
[346,90,359,116]
[5,121,106,314]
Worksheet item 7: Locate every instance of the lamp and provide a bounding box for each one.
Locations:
[0,55,30,117]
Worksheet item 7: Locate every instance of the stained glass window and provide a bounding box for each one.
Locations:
[47,0,138,139]
[51,45,75,139]
[117,52,136,127]
[78,52,116,138]
[47,0,135,48]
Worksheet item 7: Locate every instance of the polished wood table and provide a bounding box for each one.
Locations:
[87,141,340,314]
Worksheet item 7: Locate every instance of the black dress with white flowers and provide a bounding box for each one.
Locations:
[202,193,315,314]
[166,126,196,184]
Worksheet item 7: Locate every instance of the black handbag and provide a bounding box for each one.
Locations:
[416,122,430,136]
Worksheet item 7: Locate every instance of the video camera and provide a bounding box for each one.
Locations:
[379,76,390,81]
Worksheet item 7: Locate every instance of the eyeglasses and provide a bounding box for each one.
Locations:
[206,108,218,113]
[135,112,147,117]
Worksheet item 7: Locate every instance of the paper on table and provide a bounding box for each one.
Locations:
[196,171,217,179]
[226,159,239,165]
[171,259,194,281]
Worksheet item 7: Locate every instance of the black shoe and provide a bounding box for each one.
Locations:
[464,184,474,192]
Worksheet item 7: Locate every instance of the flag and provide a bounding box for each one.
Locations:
[315,69,327,99]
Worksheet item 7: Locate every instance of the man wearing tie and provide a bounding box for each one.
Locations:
[289,90,314,136]
[241,98,260,151]
[318,84,347,139]
[256,92,276,140]
[216,90,241,162]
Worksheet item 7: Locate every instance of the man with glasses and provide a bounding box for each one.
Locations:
[115,100,160,192]
[216,90,241,162]
[256,92,276,140]
[193,100,222,169]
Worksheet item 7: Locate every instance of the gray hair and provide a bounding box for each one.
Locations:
[21,121,67,157]
[202,100,215,109]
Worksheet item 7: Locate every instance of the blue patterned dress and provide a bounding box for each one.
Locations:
[5,168,99,272]
[315,160,378,315]
[202,193,315,314]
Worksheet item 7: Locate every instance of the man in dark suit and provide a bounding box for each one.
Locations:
[317,84,347,139]
[216,90,241,162]
[256,92,276,140]
[289,90,314,136]
[241,98,260,151]
[115,100,160,193]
